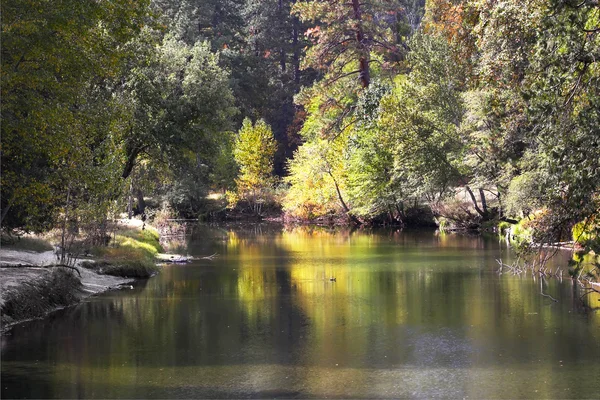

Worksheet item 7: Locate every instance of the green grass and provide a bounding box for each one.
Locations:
[497,221,513,235]
[115,226,162,253]
[511,217,534,243]
[0,235,54,252]
[86,225,162,278]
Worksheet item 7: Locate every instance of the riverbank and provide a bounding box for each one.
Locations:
[0,219,162,332]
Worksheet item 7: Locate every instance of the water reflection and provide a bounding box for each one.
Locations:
[2,225,599,399]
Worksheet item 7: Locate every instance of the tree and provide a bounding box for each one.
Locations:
[243,0,316,174]
[293,0,418,88]
[233,118,278,212]
[515,0,600,241]
[378,33,469,220]
[283,139,345,220]
[120,35,237,180]
[151,0,315,176]
[210,131,239,193]
[151,0,247,48]
[1,0,152,232]
[346,81,412,223]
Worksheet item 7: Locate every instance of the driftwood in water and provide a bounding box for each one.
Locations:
[156,253,218,263]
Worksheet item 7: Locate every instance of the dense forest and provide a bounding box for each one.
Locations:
[1,1,599,257]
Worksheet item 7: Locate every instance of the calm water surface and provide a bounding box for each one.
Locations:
[2,225,599,399]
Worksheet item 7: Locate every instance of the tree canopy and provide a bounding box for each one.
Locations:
[1,0,598,261]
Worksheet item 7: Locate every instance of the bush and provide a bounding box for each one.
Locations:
[497,221,513,235]
[152,205,177,230]
[432,199,481,230]
[511,217,534,243]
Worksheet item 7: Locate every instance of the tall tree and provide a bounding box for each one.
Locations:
[293,0,421,88]
[1,0,152,232]
[120,35,237,180]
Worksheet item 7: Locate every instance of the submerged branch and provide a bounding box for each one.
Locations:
[201,253,218,260]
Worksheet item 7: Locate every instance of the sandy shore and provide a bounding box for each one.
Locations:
[0,249,135,324]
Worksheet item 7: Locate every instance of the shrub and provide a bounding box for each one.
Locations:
[511,217,534,243]
[497,221,513,235]
[431,198,481,230]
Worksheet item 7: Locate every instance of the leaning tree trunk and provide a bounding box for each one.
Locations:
[328,171,361,225]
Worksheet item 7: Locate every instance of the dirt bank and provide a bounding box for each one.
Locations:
[1,247,136,333]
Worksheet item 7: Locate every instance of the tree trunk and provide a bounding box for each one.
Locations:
[127,181,133,219]
[122,150,138,179]
[0,203,12,226]
[292,6,301,85]
[351,0,370,88]
[60,188,71,264]
[465,185,484,217]
[395,202,405,225]
[328,171,361,225]
[122,143,148,179]
[479,188,488,213]
[136,189,146,215]
[278,0,286,72]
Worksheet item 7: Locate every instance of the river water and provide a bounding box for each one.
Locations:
[2,225,599,399]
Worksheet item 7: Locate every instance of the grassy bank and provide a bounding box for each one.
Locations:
[83,225,163,278]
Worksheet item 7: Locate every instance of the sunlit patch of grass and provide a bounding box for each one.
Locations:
[115,235,159,256]
[115,226,162,253]
[86,225,162,278]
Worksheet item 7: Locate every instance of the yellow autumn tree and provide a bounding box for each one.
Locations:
[233,118,277,213]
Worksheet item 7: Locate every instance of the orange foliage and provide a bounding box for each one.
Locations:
[424,0,479,81]
[425,0,465,41]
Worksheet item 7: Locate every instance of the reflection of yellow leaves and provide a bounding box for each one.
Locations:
[227,231,239,250]
[237,268,267,301]
[236,267,278,327]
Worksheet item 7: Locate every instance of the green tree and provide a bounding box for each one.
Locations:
[283,140,342,219]
[378,33,470,222]
[120,35,237,179]
[210,131,239,193]
[1,0,151,232]
[516,0,600,242]
[345,81,413,223]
